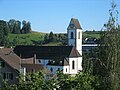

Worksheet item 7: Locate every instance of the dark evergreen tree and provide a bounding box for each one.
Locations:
[49,31,54,42]
[22,20,31,34]
[0,20,10,46]
[44,34,49,44]
[8,19,16,33]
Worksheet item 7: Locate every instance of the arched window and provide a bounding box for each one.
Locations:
[71,32,73,39]
[72,60,75,69]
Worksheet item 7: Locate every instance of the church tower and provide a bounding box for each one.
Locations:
[67,18,82,55]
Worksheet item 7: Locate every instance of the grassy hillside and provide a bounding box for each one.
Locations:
[8,32,46,46]
[83,32,100,39]
[8,31,100,46]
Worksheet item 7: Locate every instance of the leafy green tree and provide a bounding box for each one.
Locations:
[98,1,120,90]
[17,71,55,90]
[56,71,73,90]
[75,72,99,90]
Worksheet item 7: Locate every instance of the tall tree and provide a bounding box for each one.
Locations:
[8,19,21,34]
[49,31,54,42]
[0,20,9,46]
[13,20,21,34]
[8,19,16,33]
[22,20,31,34]
[98,1,120,90]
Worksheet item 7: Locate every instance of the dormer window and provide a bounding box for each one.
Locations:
[71,32,73,39]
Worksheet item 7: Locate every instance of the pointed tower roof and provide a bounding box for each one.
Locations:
[67,18,82,30]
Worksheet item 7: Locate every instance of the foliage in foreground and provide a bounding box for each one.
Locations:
[0,71,99,90]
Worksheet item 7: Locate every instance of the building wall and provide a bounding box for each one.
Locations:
[68,57,79,74]
[63,66,69,74]
[0,60,19,86]
[37,59,71,74]
[77,57,82,71]
[76,29,82,55]
[46,65,63,74]
[37,59,49,67]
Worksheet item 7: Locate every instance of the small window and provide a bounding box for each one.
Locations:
[78,32,80,39]
[0,61,5,68]
[72,61,75,69]
[66,68,67,72]
[3,73,13,80]
[71,32,74,39]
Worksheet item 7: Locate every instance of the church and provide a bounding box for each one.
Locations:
[14,18,83,75]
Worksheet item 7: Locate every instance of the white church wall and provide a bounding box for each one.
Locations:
[76,29,82,55]
[69,57,79,74]
[63,66,69,74]
[77,57,82,71]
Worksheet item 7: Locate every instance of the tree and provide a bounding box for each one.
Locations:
[13,21,21,34]
[8,19,16,33]
[22,20,31,34]
[49,31,54,42]
[0,20,10,46]
[8,19,21,34]
[98,1,120,90]
[44,34,49,44]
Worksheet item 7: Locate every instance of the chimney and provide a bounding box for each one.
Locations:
[33,54,36,64]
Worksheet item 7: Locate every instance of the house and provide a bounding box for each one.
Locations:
[0,48,45,86]
[0,48,20,86]
[14,18,83,75]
